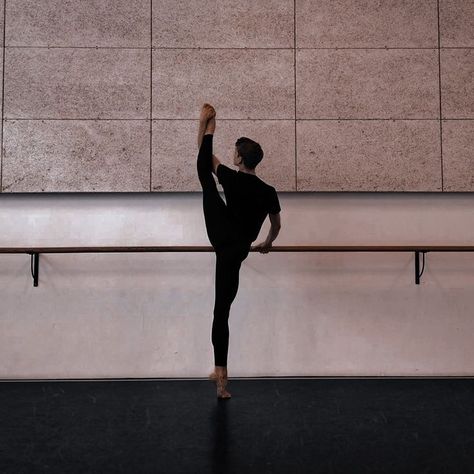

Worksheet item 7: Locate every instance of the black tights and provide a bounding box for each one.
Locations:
[197,133,250,367]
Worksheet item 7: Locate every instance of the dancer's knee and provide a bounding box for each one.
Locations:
[213,305,231,319]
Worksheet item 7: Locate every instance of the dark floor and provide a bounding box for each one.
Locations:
[1,377,473,474]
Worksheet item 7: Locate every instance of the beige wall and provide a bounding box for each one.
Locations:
[1,1,473,379]
[1,192,473,378]
[0,0,472,192]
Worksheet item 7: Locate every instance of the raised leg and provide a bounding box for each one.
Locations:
[197,134,232,250]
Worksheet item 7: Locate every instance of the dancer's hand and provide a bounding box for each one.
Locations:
[200,103,216,123]
[252,241,272,254]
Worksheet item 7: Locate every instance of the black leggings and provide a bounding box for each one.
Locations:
[197,133,250,367]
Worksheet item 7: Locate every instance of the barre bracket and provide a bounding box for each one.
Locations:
[29,252,39,287]
[415,251,428,285]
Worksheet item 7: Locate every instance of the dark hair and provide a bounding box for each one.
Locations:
[235,137,264,170]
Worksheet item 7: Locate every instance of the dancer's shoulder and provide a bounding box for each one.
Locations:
[216,163,237,185]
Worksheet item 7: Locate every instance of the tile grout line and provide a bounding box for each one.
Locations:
[3,117,462,121]
[3,45,473,50]
[437,0,444,192]
[149,0,152,192]
[294,0,297,192]
[0,0,5,192]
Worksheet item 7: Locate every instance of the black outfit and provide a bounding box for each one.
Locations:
[197,133,281,366]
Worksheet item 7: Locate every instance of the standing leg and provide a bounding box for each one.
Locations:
[212,247,243,367]
[197,133,232,250]
[211,247,244,398]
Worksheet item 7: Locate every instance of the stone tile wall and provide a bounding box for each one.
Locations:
[0,0,472,192]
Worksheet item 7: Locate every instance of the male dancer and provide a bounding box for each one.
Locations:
[197,103,281,398]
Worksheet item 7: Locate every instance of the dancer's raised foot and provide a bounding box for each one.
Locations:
[200,103,216,123]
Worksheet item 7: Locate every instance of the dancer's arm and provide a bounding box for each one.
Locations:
[263,213,281,245]
[253,217,281,253]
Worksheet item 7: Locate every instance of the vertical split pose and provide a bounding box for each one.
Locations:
[197,103,282,398]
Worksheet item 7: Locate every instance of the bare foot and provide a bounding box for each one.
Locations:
[216,375,231,399]
[209,366,226,380]
[209,371,217,381]
[200,103,216,123]
[205,116,216,134]
[210,367,231,399]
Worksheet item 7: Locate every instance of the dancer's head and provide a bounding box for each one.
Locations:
[234,137,263,172]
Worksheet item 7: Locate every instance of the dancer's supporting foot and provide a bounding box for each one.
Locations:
[209,366,231,399]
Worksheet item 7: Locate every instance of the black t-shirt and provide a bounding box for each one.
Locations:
[216,164,281,244]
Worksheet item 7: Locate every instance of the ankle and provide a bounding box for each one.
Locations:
[205,119,215,135]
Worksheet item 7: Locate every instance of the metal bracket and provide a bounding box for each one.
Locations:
[415,251,427,284]
[29,252,39,287]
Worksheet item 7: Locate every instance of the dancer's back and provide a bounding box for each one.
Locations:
[216,164,281,245]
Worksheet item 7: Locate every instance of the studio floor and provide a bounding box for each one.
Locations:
[1,377,473,474]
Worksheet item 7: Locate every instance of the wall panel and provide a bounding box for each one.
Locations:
[0,0,471,193]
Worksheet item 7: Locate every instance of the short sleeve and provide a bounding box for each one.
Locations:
[268,187,281,214]
[216,163,237,186]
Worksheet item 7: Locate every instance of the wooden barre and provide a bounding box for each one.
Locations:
[0,245,472,287]
[1,245,473,253]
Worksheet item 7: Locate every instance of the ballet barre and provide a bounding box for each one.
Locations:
[0,245,473,287]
